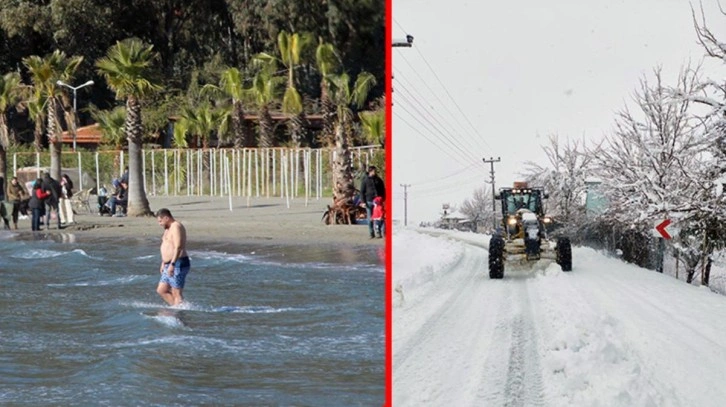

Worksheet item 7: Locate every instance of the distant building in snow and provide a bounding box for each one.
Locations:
[585,178,607,217]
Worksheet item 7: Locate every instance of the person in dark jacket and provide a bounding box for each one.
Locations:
[107,178,128,217]
[359,165,386,238]
[28,179,50,231]
[42,173,62,229]
[6,176,29,230]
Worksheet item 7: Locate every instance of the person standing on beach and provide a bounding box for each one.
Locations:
[59,174,75,225]
[6,177,29,230]
[28,179,49,231]
[359,165,386,238]
[42,173,62,229]
[156,208,191,306]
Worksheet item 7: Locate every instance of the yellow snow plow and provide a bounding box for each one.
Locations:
[488,182,572,279]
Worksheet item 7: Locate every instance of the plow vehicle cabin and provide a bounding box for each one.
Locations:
[488,182,572,279]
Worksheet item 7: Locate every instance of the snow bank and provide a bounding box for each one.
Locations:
[392,228,464,296]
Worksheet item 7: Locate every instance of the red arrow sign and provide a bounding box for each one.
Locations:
[656,219,672,239]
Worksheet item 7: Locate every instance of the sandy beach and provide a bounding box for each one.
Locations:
[8,195,385,258]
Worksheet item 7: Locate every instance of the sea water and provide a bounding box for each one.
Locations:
[0,232,384,406]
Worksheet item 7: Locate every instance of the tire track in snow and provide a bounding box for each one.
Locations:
[394,242,510,406]
[477,276,545,406]
[393,251,474,370]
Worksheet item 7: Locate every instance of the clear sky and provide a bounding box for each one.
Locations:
[392,0,726,224]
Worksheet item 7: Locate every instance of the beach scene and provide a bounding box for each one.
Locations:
[0,1,386,405]
[0,196,384,405]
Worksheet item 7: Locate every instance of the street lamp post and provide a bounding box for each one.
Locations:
[56,80,94,151]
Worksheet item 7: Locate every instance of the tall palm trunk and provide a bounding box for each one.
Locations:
[0,114,8,195]
[125,96,152,216]
[34,119,43,152]
[321,81,336,147]
[258,104,274,148]
[47,97,62,180]
[289,110,308,182]
[232,101,255,148]
[333,120,355,201]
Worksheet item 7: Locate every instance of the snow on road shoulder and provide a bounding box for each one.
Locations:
[392,228,465,301]
[530,247,726,407]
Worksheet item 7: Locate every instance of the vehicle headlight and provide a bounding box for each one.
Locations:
[507,217,517,225]
[543,217,552,224]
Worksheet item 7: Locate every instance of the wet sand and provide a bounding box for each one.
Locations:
[10,195,384,256]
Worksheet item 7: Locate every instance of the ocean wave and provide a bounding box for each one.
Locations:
[47,275,146,287]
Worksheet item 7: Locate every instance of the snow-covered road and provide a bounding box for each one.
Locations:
[393,229,726,406]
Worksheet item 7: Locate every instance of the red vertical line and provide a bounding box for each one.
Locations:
[384,0,393,405]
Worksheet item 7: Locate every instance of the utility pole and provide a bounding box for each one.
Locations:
[482,157,501,230]
[400,184,411,226]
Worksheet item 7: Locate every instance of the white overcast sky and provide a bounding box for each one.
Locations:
[392,0,726,224]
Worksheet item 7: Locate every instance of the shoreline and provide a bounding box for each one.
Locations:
[5,195,385,263]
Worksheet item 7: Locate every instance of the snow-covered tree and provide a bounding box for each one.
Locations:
[593,67,713,278]
[459,186,496,232]
[523,134,592,236]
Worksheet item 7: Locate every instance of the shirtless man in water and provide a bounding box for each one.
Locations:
[156,208,190,306]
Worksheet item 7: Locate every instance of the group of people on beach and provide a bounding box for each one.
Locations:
[360,165,387,239]
[97,166,128,217]
[5,172,75,231]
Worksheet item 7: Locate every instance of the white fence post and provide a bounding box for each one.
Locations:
[95,152,100,193]
[151,150,156,196]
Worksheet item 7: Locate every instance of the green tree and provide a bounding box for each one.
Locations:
[91,105,126,150]
[326,71,376,201]
[23,50,84,180]
[96,38,161,216]
[248,57,284,148]
[173,102,228,149]
[358,108,384,148]
[315,40,340,147]
[27,92,47,152]
[259,31,313,147]
[212,67,253,147]
[0,71,25,191]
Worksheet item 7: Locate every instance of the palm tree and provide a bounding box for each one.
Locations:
[91,105,126,179]
[173,103,228,149]
[248,58,284,148]
[96,38,161,217]
[91,105,126,149]
[217,67,253,147]
[358,108,385,148]
[0,72,25,191]
[27,92,47,152]
[326,72,376,202]
[315,40,340,147]
[260,31,313,148]
[23,51,84,180]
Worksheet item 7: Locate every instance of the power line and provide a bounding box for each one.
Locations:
[393,17,493,156]
[394,80,487,165]
[394,89,483,165]
[393,108,476,166]
[395,52,486,151]
[414,45,492,152]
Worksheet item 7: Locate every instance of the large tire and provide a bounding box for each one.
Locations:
[556,237,572,272]
[489,236,505,279]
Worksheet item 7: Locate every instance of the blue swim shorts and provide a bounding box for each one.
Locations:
[160,256,191,289]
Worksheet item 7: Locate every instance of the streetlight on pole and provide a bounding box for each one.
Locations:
[56,79,94,151]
